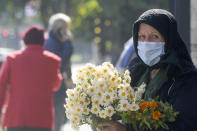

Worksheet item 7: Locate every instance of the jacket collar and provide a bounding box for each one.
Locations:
[25,44,43,51]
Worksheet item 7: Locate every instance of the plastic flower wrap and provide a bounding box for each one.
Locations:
[64,62,145,130]
[121,96,179,131]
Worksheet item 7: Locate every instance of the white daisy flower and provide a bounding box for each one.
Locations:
[68,102,75,109]
[123,76,131,84]
[96,78,106,90]
[99,110,107,119]
[79,92,87,100]
[118,90,128,100]
[78,99,85,106]
[100,98,109,107]
[102,66,109,74]
[118,84,125,90]
[116,77,122,84]
[75,106,83,115]
[124,70,130,77]
[83,107,90,115]
[105,106,115,117]
[91,105,100,115]
[87,87,96,96]
[70,114,81,123]
[92,97,100,105]
[107,88,114,94]
[102,62,114,69]
[111,75,117,82]
[74,87,81,93]
[134,83,146,101]
[103,92,114,103]
[95,89,103,98]
[118,99,130,111]
[85,63,96,71]
[113,70,119,77]
[124,84,132,92]
[66,89,75,98]
[130,103,140,111]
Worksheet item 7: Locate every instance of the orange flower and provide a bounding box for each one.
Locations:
[152,111,162,120]
[140,101,149,112]
[149,101,158,109]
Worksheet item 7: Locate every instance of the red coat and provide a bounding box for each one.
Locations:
[0,45,62,129]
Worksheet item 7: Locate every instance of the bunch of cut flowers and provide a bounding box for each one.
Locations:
[64,62,145,130]
[64,62,179,131]
[121,96,179,131]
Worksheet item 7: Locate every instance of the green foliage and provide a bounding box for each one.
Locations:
[0,0,28,25]
[121,98,179,131]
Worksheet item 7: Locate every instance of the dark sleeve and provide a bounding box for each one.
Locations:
[62,41,73,79]
[45,39,54,52]
[44,39,59,55]
[158,73,197,131]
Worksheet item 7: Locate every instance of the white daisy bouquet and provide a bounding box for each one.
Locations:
[64,62,145,130]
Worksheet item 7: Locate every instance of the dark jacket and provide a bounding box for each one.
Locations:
[45,31,73,73]
[127,9,197,131]
[44,31,73,94]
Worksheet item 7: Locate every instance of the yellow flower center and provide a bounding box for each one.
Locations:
[94,100,99,104]
[101,112,105,116]
[132,106,137,110]
[77,108,81,112]
[112,77,116,81]
[100,84,104,88]
[106,95,111,100]
[80,101,84,105]
[84,108,88,113]
[108,89,113,93]
[123,104,127,108]
[94,108,98,112]
[98,92,102,96]
[64,104,69,109]
[90,88,94,93]
[108,109,112,114]
[103,69,108,73]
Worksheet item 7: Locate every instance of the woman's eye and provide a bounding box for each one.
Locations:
[152,34,159,39]
[138,35,145,40]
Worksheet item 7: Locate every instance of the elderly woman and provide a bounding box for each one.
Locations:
[44,13,73,131]
[99,9,197,131]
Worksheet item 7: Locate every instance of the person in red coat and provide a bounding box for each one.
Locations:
[0,26,62,131]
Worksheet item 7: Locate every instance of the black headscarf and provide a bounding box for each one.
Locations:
[131,9,195,76]
[129,9,195,98]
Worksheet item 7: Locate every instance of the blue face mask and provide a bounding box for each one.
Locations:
[137,41,165,66]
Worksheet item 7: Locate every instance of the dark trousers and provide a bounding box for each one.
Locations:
[4,127,52,131]
[53,82,67,131]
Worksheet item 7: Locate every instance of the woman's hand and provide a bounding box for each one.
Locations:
[98,121,126,131]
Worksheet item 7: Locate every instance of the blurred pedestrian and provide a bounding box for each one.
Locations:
[0,26,62,131]
[44,13,74,131]
[115,37,135,74]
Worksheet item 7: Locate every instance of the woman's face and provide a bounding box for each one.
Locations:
[138,23,164,42]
